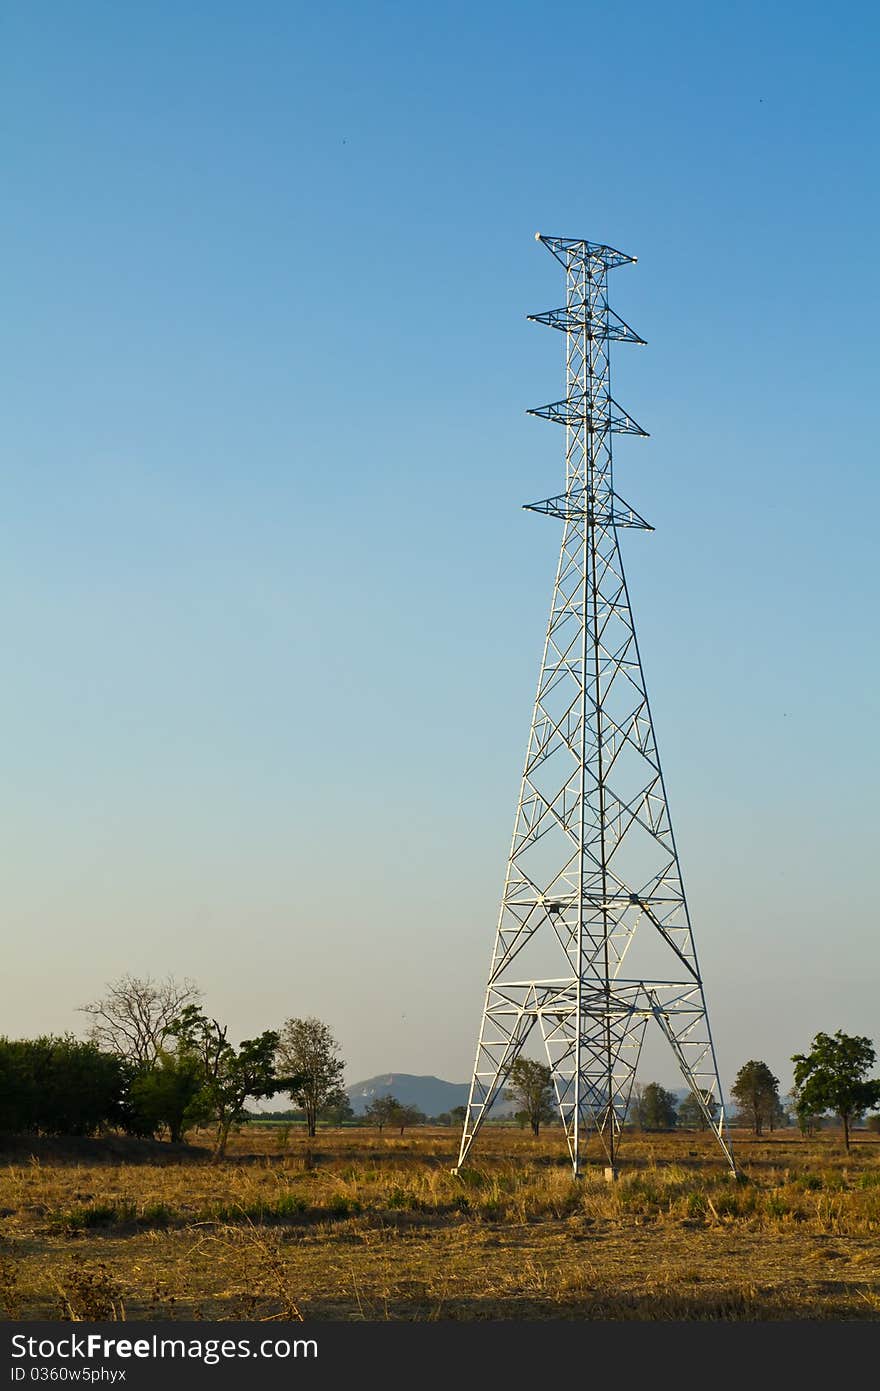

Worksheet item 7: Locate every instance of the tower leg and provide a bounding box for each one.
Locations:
[455,1000,537,1170]
[650,994,736,1175]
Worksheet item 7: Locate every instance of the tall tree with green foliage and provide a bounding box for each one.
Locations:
[276,1018,347,1138]
[730,1060,780,1136]
[167,1007,293,1160]
[634,1082,679,1131]
[791,1031,880,1152]
[504,1058,554,1136]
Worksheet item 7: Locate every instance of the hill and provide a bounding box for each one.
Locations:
[345,1075,703,1120]
[347,1073,474,1117]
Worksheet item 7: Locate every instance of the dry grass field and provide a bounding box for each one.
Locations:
[2,1125,879,1321]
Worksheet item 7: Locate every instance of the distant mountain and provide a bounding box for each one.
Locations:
[345,1073,715,1121]
[346,1074,699,1119]
[347,1073,479,1117]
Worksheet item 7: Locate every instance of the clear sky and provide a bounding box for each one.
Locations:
[2,1,878,1097]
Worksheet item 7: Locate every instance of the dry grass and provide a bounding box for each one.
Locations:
[1,1126,879,1321]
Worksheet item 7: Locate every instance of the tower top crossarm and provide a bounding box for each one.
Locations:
[535,233,636,271]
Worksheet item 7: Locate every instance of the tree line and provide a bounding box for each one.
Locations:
[0,975,460,1153]
[1,974,878,1155]
[0,976,348,1160]
[485,1043,880,1154]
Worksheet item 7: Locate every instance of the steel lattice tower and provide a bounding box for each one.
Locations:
[455,234,734,1178]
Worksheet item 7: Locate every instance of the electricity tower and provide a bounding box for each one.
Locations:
[455,234,734,1178]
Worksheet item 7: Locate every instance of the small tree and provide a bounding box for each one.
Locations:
[791,1031,880,1153]
[677,1088,719,1131]
[79,974,202,1067]
[276,1018,346,1138]
[395,1104,425,1136]
[730,1060,780,1136]
[450,1104,467,1126]
[167,1007,295,1160]
[504,1058,554,1136]
[638,1082,678,1131]
[363,1095,400,1133]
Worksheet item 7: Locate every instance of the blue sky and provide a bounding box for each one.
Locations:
[2,1,878,1093]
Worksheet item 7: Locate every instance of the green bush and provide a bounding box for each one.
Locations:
[0,1036,126,1136]
[794,1173,823,1192]
[764,1195,790,1218]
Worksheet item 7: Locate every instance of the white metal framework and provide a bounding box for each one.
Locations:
[456,234,734,1177]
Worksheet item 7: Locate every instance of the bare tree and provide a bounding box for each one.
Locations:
[79,974,202,1066]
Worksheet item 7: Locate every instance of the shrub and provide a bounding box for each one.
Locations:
[0,1037,126,1136]
[686,1192,707,1219]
